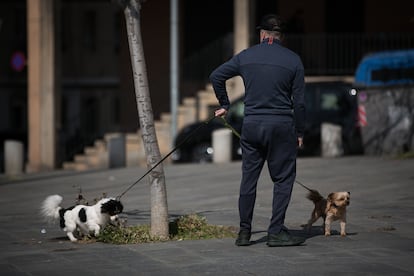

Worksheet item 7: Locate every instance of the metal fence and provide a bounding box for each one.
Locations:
[183,32,414,84]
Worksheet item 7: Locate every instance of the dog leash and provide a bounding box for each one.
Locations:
[116,114,217,200]
[219,117,241,139]
[117,114,312,200]
[294,179,315,192]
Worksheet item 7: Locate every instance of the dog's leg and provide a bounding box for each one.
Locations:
[306,210,320,233]
[78,224,90,238]
[64,223,78,242]
[321,215,326,231]
[89,223,101,237]
[66,231,78,242]
[340,219,347,237]
[324,215,333,236]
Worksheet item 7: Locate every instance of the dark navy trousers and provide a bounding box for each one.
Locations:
[239,115,297,235]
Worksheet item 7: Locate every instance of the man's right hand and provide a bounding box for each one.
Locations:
[215,108,228,117]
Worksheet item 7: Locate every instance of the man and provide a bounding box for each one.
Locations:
[209,14,306,247]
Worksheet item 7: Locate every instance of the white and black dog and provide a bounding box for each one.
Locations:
[41,195,123,242]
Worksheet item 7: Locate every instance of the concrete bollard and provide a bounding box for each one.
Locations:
[107,133,126,168]
[321,123,343,157]
[4,140,24,176]
[212,128,232,163]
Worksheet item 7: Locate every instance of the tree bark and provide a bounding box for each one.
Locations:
[123,0,169,238]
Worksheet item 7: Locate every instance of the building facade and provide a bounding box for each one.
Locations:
[0,0,413,172]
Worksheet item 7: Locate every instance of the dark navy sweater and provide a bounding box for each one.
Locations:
[209,38,306,137]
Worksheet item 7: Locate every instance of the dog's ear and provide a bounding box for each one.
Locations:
[327,193,335,202]
[101,199,123,215]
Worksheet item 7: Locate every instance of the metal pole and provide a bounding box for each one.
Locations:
[170,0,179,147]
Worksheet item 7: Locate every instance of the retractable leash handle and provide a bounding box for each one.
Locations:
[117,114,217,200]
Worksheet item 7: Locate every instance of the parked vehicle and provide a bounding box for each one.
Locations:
[354,49,414,155]
[172,81,363,163]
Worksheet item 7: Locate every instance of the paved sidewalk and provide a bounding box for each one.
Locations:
[0,156,413,275]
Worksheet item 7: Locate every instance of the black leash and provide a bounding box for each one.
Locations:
[294,179,315,192]
[219,117,241,139]
[117,115,217,200]
[117,114,312,200]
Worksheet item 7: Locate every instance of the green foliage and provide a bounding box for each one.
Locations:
[95,213,237,244]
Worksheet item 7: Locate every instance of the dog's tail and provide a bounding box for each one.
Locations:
[41,194,63,223]
[306,189,324,203]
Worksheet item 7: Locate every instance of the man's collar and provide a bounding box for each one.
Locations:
[261,37,281,45]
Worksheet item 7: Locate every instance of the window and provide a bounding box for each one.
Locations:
[321,92,340,111]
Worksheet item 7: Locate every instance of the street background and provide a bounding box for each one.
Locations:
[0,156,413,275]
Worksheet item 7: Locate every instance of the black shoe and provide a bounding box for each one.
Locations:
[235,230,251,246]
[267,230,305,247]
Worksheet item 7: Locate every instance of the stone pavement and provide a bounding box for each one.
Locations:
[0,156,413,275]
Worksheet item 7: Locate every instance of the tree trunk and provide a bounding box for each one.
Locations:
[123,0,169,238]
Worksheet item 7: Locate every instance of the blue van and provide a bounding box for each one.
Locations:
[354,49,414,87]
[354,49,414,155]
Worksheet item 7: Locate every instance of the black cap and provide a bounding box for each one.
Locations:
[256,14,284,32]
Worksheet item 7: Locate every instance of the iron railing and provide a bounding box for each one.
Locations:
[183,32,414,84]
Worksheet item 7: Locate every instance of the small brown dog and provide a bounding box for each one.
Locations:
[304,189,350,237]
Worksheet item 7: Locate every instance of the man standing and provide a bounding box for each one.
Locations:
[209,14,306,247]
